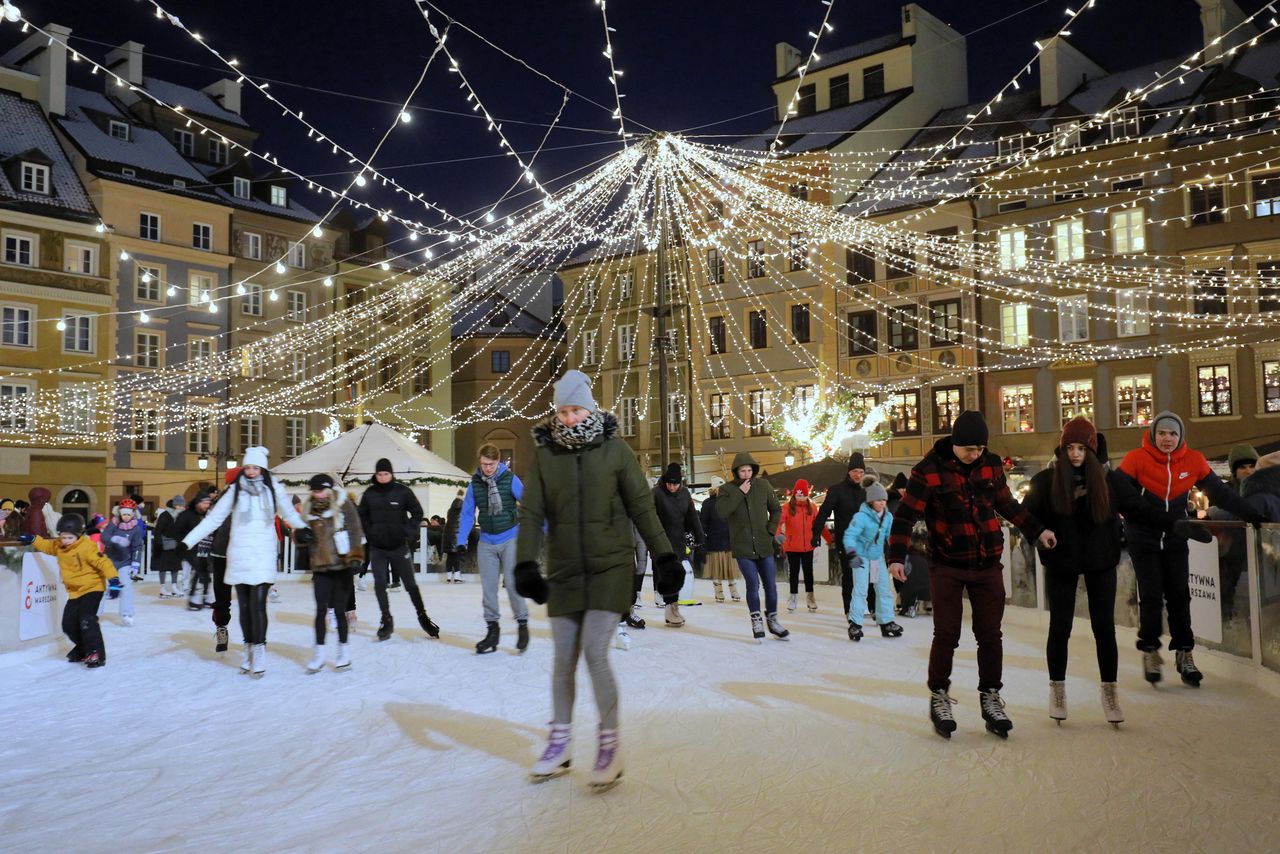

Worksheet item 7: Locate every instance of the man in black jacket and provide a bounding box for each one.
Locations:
[358,457,439,641]
[651,463,704,627]
[811,453,868,641]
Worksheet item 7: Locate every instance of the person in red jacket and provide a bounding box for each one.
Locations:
[887,411,1056,739]
[1114,410,1261,687]
[779,480,819,613]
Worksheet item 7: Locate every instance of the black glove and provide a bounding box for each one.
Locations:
[293,528,315,545]
[347,558,362,572]
[1173,519,1214,544]
[654,552,684,598]
[514,561,548,604]
[810,534,822,549]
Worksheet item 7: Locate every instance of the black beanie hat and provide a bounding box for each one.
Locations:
[375,458,394,475]
[661,463,683,484]
[847,452,866,471]
[951,410,989,447]
[309,473,335,491]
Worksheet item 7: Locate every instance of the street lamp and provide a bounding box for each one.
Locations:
[784,450,796,468]
[197,453,209,471]
[197,450,238,471]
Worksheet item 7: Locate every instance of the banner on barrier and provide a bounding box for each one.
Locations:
[1187,539,1223,645]
[19,552,60,641]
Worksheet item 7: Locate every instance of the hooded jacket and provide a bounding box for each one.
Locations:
[516,411,673,617]
[843,503,893,558]
[359,476,424,551]
[778,497,818,553]
[31,534,118,599]
[886,436,1043,570]
[300,487,364,571]
[715,452,782,560]
[24,487,52,538]
[445,496,464,550]
[651,482,704,557]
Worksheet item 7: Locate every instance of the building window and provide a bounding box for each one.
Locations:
[788,232,808,271]
[491,350,510,374]
[885,250,912,280]
[19,162,50,194]
[132,265,160,302]
[285,417,306,459]
[1054,184,1086,204]
[139,212,160,242]
[846,310,876,355]
[290,351,307,383]
[998,199,1027,214]
[929,299,962,347]
[1111,208,1146,254]
[1196,364,1232,416]
[706,248,724,284]
[64,242,97,276]
[108,120,130,141]
[789,182,808,201]
[58,384,96,435]
[243,231,262,260]
[1188,184,1225,225]
[288,242,306,268]
[1262,360,1280,413]
[189,273,214,307]
[1053,217,1085,263]
[2,305,33,347]
[926,226,960,271]
[1117,288,1150,336]
[1251,171,1280,218]
[618,271,634,300]
[617,324,635,362]
[617,397,636,437]
[862,64,885,99]
[1058,379,1094,425]
[0,382,31,431]
[192,222,212,251]
[888,391,920,436]
[748,310,767,349]
[240,415,262,450]
[132,403,161,452]
[208,139,228,165]
[1112,176,1144,192]
[1191,269,1227,316]
[846,247,875,284]
[3,232,35,266]
[241,283,263,316]
[1053,121,1081,149]
[1259,261,1280,312]
[1001,385,1035,433]
[666,395,684,432]
[747,389,771,437]
[173,128,194,156]
[378,357,399,388]
[1116,375,1154,427]
[997,228,1026,271]
[933,386,963,435]
[790,303,811,343]
[62,312,93,353]
[270,185,288,207]
[795,83,816,117]
[135,331,161,369]
[411,359,431,394]
[582,330,598,365]
[1110,105,1140,140]
[1058,295,1089,343]
[829,74,849,108]
[793,384,815,410]
[708,316,726,355]
[888,304,918,351]
[747,239,765,279]
[187,409,212,455]
[1001,304,1030,347]
[233,176,251,199]
[998,134,1025,160]
[709,393,731,439]
[189,337,214,362]
[286,290,306,321]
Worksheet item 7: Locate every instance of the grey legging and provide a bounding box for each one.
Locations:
[550,610,619,729]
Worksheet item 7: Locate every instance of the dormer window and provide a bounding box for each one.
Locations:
[108,120,130,141]
[172,128,194,157]
[998,134,1025,159]
[20,163,50,195]
[270,185,287,207]
[173,179,186,188]
[208,139,228,165]
[233,176,251,199]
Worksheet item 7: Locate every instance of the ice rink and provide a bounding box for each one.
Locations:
[4,571,1278,853]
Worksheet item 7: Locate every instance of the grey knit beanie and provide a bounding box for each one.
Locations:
[865,482,888,503]
[554,369,597,412]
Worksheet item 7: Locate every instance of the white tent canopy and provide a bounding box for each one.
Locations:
[272,423,470,517]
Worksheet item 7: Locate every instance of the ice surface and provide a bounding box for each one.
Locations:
[3,573,1279,853]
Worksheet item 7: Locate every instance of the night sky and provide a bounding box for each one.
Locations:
[7,0,1266,228]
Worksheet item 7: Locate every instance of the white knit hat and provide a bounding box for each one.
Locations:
[242,446,270,469]
[709,476,725,489]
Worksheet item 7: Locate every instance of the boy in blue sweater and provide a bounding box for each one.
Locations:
[842,481,904,640]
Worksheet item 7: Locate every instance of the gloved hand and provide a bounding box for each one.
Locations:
[17,533,34,545]
[107,577,123,600]
[811,534,822,549]
[654,552,684,598]
[347,558,362,572]
[293,528,315,546]
[514,561,548,604]
[128,563,141,581]
[848,554,863,568]
[110,534,130,547]
[774,532,785,545]
[1173,519,1214,544]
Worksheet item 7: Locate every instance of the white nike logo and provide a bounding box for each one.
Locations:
[1178,472,1190,479]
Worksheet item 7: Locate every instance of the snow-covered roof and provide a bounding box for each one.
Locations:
[141,76,248,128]
[776,33,908,82]
[215,186,321,223]
[451,270,561,339]
[731,90,910,153]
[0,89,97,221]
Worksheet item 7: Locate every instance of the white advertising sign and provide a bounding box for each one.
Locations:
[19,552,60,641]
[1186,538,1223,645]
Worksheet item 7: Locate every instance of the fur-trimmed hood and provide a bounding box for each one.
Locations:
[531,410,620,449]
[300,482,349,520]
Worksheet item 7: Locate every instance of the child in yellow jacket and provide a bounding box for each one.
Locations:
[23,515,120,667]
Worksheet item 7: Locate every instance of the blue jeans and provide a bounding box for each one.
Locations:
[851,558,894,624]
[735,555,779,615]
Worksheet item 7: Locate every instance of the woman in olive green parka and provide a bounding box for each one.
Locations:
[716,451,789,641]
[515,370,677,790]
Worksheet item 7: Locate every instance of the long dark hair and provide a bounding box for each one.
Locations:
[233,468,278,515]
[1050,447,1110,524]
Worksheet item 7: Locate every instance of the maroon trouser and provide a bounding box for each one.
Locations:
[928,562,1006,692]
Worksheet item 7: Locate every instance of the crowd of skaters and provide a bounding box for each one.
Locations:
[12,366,1280,787]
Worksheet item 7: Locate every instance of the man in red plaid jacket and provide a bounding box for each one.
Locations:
[886,410,1056,739]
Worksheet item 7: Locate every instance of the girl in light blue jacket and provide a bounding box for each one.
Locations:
[841,481,904,639]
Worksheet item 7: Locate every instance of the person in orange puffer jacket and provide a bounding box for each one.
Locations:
[778,479,821,613]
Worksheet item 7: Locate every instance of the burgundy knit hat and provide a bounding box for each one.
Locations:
[1060,417,1098,453]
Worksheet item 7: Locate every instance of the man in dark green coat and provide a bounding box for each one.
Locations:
[716,451,789,641]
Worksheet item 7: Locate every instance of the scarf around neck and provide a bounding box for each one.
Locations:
[549,410,605,450]
[481,469,504,515]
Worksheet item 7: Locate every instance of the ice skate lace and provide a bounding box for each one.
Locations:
[1101,684,1121,709]
[1050,682,1066,708]
[594,734,618,770]
[1179,651,1198,672]
[540,728,571,761]
[980,690,1008,720]
[930,691,957,721]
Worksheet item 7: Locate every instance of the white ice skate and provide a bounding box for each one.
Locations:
[1100,682,1123,726]
[588,728,623,792]
[306,643,327,674]
[334,643,351,670]
[614,624,631,651]
[239,644,252,673]
[530,724,573,782]
[251,644,267,677]
[1049,680,1067,724]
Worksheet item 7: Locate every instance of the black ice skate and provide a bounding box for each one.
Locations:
[929,689,957,739]
[765,613,790,640]
[847,620,863,642]
[1175,650,1203,687]
[879,622,904,638]
[376,615,394,641]
[979,689,1013,738]
[624,611,646,630]
[516,619,530,653]
[1142,650,1163,685]
[83,651,104,668]
[750,612,765,642]
[417,610,440,639]
[476,621,499,654]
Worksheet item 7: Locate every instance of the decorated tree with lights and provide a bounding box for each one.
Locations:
[769,389,891,464]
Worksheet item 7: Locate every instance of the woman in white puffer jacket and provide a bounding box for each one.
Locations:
[181,446,307,676]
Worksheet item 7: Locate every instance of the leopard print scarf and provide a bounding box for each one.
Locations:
[548,410,605,449]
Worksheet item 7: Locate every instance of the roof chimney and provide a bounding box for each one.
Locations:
[1038,35,1106,107]
[104,41,144,87]
[1196,0,1258,65]
[202,78,241,115]
[775,42,802,78]
[0,22,71,116]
